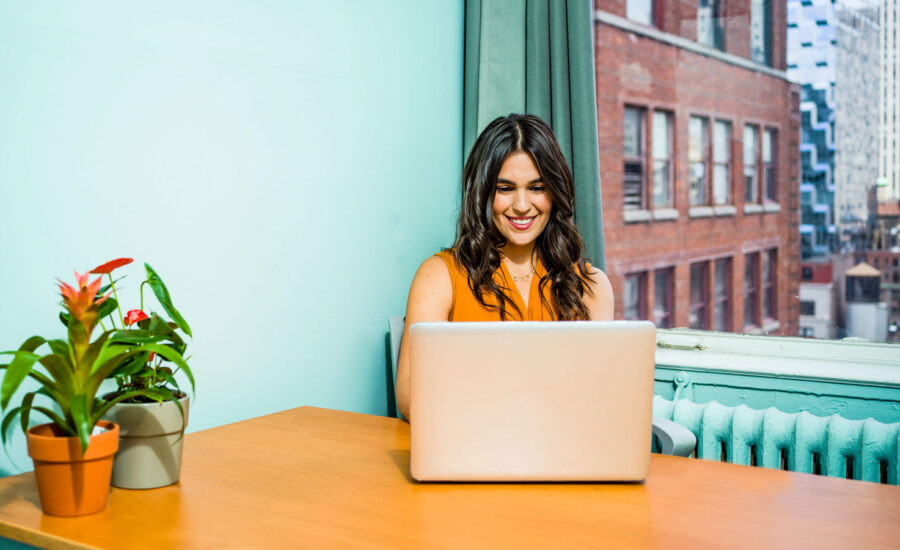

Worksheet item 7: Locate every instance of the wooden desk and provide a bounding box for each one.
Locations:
[0,407,898,549]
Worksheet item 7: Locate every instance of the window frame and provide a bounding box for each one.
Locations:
[743,124,760,205]
[713,119,733,205]
[713,258,732,332]
[623,105,647,211]
[690,261,710,330]
[763,127,778,203]
[744,252,760,329]
[653,267,674,329]
[651,110,675,209]
[624,271,647,320]
[762,248,777,322]
[689,115,711,206]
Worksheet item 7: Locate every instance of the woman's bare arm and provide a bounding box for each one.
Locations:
[583,267,614,321]
[396,256,453,420]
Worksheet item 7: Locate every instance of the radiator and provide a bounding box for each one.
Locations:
[653,396,900,485]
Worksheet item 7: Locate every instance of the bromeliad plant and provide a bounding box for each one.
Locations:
[0,258,194,453]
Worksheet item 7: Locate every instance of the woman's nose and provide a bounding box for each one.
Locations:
[513,190,529,213]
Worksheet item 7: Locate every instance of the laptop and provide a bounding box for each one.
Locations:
[408,321,656,482]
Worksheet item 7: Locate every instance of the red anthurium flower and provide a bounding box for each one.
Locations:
[90,258,134,275]
[124,309,150,326]
[58,271,110,324]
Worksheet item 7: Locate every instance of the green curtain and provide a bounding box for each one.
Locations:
[463,0,605,270]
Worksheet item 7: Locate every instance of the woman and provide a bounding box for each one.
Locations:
[396,114,614,419]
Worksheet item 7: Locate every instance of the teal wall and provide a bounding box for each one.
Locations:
[0,0,463,475]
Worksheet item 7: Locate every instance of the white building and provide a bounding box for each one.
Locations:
[879,0,900,201]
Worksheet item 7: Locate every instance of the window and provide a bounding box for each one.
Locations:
[690,262,709,329]
[763,128,777,202]
[751,0,772,66]
[763,249,777,320]
[689,116,710,206]
[623,107,645,210]
[624,272,646,320]
[744,253,760,328]
[654,268,674,328]
[627,0,656,26]
[652,111,673,208]
[801,266,813,280]
[697,0,725,50]
[713,258,732,331]
[713,120,732,205]
[744,125,759,204]
[800,300,815,316]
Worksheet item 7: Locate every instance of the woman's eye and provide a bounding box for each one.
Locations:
[531,186,544,192]
[496,186,513,193]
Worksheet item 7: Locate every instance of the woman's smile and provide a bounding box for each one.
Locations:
[506,215,536,230]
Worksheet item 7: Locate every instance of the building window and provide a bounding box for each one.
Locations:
[762,249,777,320]
[713,120,732,205]
[690,262,709,329]
[624,272,646,320]
[652,111,673,208]
[763,128,777,202]
[689,116,710,206]
[713,258,732,331]
[697,0,725,50]
[801,266,813,280]
[744,252,760,328]
[654,267,674,328]
[744,124,759,204]
[626,0,656,27]
[623,106,646,210]
[751,0,772,66]
[799,300,815,316]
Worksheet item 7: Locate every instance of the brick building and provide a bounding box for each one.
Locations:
[593,1,801,335]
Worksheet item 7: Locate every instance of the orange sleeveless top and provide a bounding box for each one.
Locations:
[435,249,558,321]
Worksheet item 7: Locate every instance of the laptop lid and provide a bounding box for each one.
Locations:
[409,321,656,482]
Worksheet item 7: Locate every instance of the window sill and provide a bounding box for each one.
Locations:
[743,203,764,215]
[763,202,781,213]
[653,208,679,221]
[761,319,781,334]
[624,209,651,223]
[689,206,714,218]
[713,205,736,217]
[654,328,900,387]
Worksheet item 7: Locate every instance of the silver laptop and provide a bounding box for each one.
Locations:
[409,321,656,482]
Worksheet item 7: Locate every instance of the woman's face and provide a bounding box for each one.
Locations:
[491,151,553,251]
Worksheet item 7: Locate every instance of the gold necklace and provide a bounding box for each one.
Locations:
[509,267,535,282]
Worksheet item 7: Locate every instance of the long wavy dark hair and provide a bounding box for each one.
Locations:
[453,114,592,320]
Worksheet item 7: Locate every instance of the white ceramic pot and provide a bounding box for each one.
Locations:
[105,396,189,489]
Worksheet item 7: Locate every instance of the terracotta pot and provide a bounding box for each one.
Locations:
[26,420,119,517]
[105,396,189,489]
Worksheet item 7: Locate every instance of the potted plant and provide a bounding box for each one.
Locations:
[92,258,195,490]
[0,262,191,516]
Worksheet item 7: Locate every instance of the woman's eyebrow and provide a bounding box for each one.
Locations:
[496,178,543,184]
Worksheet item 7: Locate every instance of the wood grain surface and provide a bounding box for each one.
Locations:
[0,406,898,549]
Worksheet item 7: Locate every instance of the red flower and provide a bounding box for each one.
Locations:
[90,258,134,275]
[58,271,110,324]
[124,309,149,326]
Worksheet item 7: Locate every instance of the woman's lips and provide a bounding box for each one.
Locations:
[507,216,536,230]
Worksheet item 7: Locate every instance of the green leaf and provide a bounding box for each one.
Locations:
[145,263,192,337]
[59,311,71,327]
[70,395,91,454]
[159,368,180,391]
[19,392,36,435]
[1,336,45,410]
[148,315,185,347]
[97,297,118,322]
[38,354,77,400]
[108,330,167,345]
